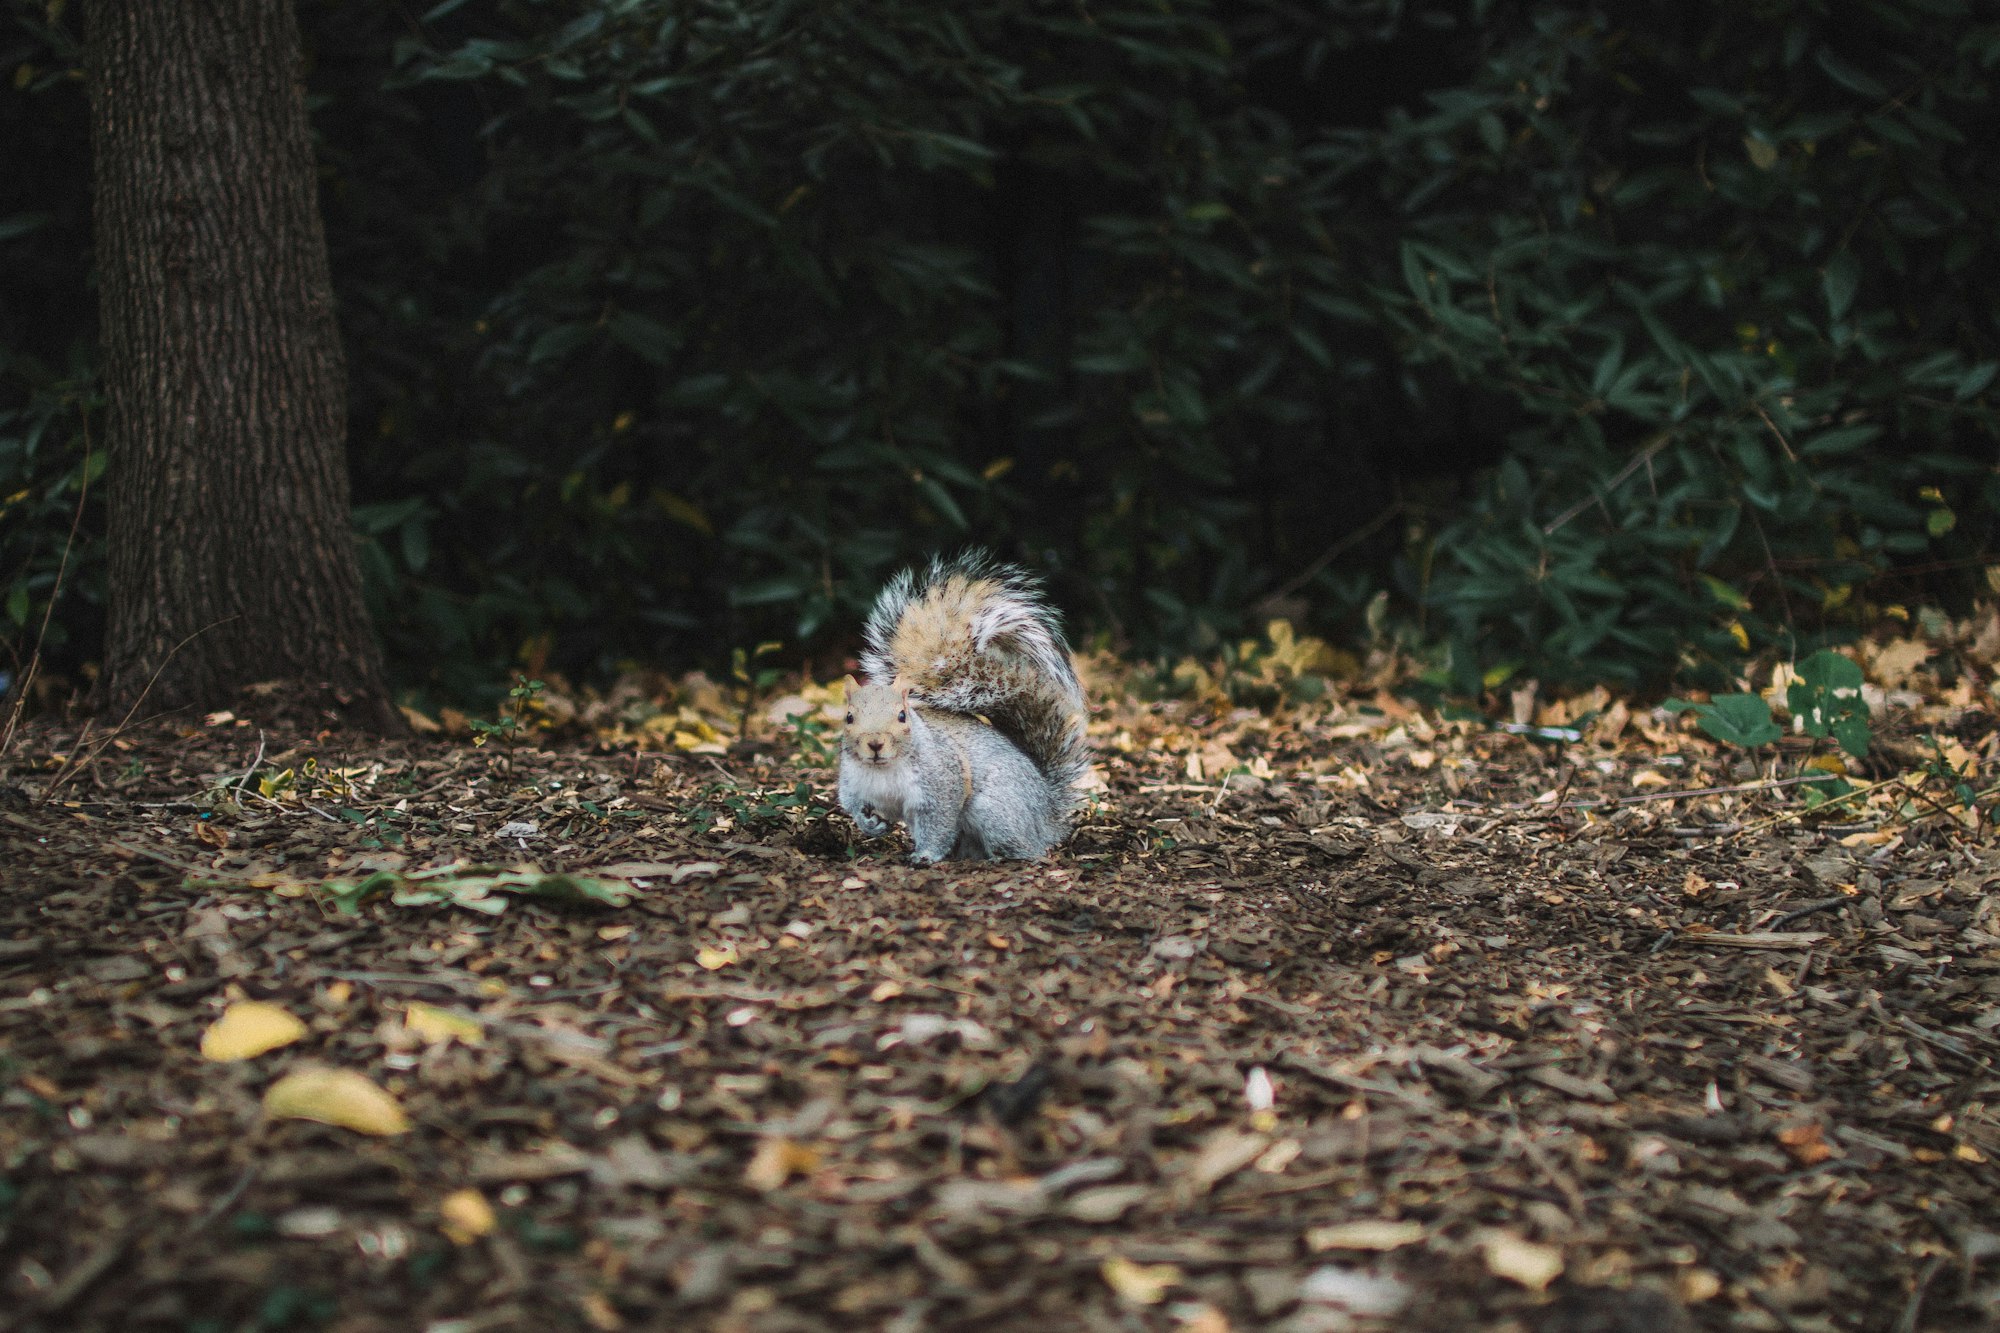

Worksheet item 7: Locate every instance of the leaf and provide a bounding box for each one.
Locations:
[1306,1220,1427,1252]
[1822,251,1859,321]
[1664,694,1782,749]
[1184,1128,1270,1191]
[1101,1255,1180,1306]
[1480,1229,1564,1291]
[405,1002,484,1047]
[200,1001,308,1061]
[437,1187,497,1244]
[743,1137,819,1191]
[696,944,738,970]
[1815,47,1887,100]
[1787,650,1870,756]
[263,1068,410,1136]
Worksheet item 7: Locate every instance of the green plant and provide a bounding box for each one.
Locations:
[730,641,783,734]
[1785,649,1870,759]
[469,674,545,748]
[790,711,836,767]
[1665,650,1875,804]
[1663,693,1784,752]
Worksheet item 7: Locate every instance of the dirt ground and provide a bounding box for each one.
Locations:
[2,684,1997,1333]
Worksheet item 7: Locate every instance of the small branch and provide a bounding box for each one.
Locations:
[1542,433,1670,536]
[1,423,94,759]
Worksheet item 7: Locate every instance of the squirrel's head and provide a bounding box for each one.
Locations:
[840,676,912,763]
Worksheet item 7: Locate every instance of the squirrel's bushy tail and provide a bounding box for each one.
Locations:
[861,550,1090,820]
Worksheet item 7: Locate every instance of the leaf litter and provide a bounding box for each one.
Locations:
[1,637,1998,1330]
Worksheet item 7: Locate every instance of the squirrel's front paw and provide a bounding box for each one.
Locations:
[908,850,942,866]
[851,806,893,838]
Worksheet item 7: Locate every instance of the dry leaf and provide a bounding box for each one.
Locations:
[743,1137,819,1191]
[437,1187,496,1244]
[1306,1219,1426,1252]
[1776,1122,1837,1166]
[1175,1303,1231,1333]
[405,1002,484,1048]
[200,1001,307,1061]
[695,944,738,971]
[1185,1128,1270,1191]
[1101,1255,1180,1306]
[263,1067,410,1136]
[1868,638,1930,687]
[1480,1229,1564,1291]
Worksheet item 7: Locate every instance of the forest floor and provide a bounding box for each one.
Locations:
[2,662,1999,1333]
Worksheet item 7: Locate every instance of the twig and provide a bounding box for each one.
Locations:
[1770,897,1848,930]
[1542,433,1671,536]
[0,420,93,760]
[232,728,267,800]
[1500,771,1829,811]
[1255,502,1404,610]
[1891,1254,1946,1333]
[187,1164,258,1236]
[1731,773,1913,838]
[39,615,238,804]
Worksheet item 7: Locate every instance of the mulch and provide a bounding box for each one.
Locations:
[1,686,1996,1332]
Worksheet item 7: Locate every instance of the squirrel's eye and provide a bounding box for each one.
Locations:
[897,710,907,723]
[844,713,854,724]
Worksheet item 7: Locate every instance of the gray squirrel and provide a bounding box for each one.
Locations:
[837,552,1090,863]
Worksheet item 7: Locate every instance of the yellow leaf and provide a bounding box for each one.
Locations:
[437,1187,496,1245]
[263,1067,410,1136]
[743,1137,819,1191]
[200,1001,307,1062]
[1480,1230,1563,1291]
[1305,1219,1426,1252]
[696,944,738,971]
[1101,1255,1180,1306]
[405,1002,484,1048]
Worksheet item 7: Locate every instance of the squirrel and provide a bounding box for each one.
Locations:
[838,551,1090,864]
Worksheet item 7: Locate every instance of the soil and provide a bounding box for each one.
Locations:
[2,688,1997,1333]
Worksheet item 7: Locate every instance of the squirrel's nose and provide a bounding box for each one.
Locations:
[867,740,883,755]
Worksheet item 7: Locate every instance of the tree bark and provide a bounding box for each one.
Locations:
[86,0,397,729]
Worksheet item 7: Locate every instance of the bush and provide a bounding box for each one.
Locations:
[5,1,1996,698]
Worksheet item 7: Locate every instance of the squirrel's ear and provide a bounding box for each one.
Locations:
[840,674,860,699]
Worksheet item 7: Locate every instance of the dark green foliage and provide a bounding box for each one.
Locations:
[1399,4,2000,688]
[1,6,100,690]
[1787,649,1870,758]
[1663,693,1784,751]
[5,1,1998,697]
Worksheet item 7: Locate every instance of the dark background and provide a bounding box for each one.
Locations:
[5,0,1996,704]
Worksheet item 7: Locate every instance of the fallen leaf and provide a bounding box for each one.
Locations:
[1064,1183,1150,1222]
[1480,1229,1564,1291]
[200,1001,307,1061]
[743,1137,819,1191]
[1305,1219,1426,1252]
[405,1002,484,1048]
[1175,1303,1231,1333]
[263,1067,410,1136]
[696,944,738,971]
[1101,1255,1180,1306]
[1298,1265,1409,1314]
[1776,1123,1836,1166]
[437,1187,496,1244]
[1185,1128,1270,1191]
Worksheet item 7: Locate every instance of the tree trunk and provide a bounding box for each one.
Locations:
[86,0,397,729]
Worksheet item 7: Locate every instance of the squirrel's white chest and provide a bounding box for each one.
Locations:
[841,757,913,824]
